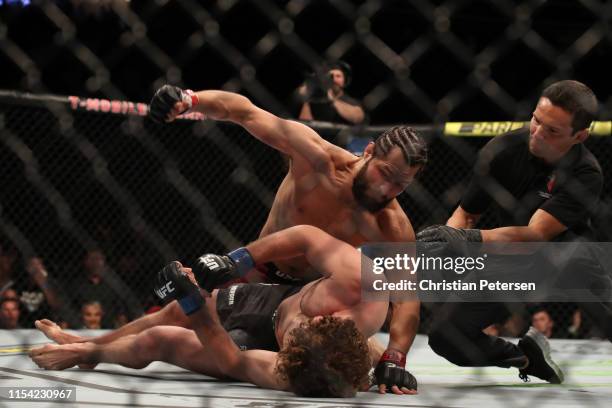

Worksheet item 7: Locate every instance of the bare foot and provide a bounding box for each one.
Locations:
[35,319,83,344]
[34,320,97,369]
[30,343,95,371]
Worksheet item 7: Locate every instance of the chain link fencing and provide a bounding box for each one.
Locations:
[1,0,612,403]
[1,0,612,123]
[1,91,611,335]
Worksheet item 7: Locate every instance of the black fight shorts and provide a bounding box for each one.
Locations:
[216,283,301,351]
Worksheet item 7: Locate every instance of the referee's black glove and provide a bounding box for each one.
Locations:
[416,225,482,243]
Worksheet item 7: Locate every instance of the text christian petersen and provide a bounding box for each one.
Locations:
[370,253,536,292]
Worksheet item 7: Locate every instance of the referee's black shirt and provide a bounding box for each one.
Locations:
[460,129,603,239]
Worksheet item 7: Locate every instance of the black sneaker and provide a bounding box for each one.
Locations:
[517,327,564,384]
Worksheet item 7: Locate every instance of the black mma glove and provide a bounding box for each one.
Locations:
[416,225,482,243]
[154,261,203,315]
[375,349,418,391]
[193,247,256,292]
[149,85,198,124]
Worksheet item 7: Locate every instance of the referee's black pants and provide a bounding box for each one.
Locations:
[554,234,612,342]
[428,302,526,368]
[428,299,612,369]
[428,253,612,368]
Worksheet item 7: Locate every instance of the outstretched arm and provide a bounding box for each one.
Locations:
[192,225,369,314]
[447,205,481,229]
[246,225,363,305]
[480,209,566,242]
[192,224,364,293]
[421,208,565,243]
[150,86,333,172]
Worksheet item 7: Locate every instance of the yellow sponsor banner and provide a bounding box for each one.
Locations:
[445,121,611,137]
[590,121,612,136]
[0,346,31,353]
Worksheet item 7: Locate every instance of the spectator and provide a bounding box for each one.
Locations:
[113,310,129,328]
[567,308,584,339]
[0,298,21,329]
[0,241,17,295]
[1,288,18,301]
[483,324,501,337]
[532,308,555,338]
[298,61,365,125]
[1,242,69,327]
[19,257,69,326]
[483,313,527,338]
[566,308,604,339]
[81,301,104,329]
[69,248,142,327]
[500,312,528,337]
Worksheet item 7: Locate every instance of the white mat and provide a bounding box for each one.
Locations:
[1,330,610,407]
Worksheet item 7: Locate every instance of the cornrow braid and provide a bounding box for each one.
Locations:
[373,125,428,167]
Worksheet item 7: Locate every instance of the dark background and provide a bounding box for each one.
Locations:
[1,0,611,123]
[1,0,611,332]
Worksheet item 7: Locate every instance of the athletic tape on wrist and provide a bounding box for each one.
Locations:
[183,89,199,109]
[227,247,255,277]
[178,292,203,315]
[381,349,407,367]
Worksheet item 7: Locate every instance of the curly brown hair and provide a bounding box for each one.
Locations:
[275,316,370,397]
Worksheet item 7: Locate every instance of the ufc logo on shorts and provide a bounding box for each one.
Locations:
[201,256,220,269]
[155,282,175,299]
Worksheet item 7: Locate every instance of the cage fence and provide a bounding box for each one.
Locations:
[1,0,612,405]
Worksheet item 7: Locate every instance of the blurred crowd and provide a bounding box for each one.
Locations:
[0,59,368,332]
[0,240,160,330]
[0,238,605,340]
[480,305,604,340]
[0,66,607,342]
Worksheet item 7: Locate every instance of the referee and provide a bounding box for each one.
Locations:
[418,80,611,383]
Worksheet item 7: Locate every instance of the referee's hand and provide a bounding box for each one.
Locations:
[416,225,482,242]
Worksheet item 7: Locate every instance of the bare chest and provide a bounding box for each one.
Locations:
[284,174,383,243]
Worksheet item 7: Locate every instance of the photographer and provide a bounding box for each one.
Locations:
[298,61,365,125]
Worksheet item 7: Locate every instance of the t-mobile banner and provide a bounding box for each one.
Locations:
[360,242,612,303]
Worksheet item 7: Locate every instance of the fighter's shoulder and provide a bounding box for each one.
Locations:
[292,142,349,175]
[326,142,356,160]
[286,128,339,174]
[376,203,415,242]
[325,144,366,172]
